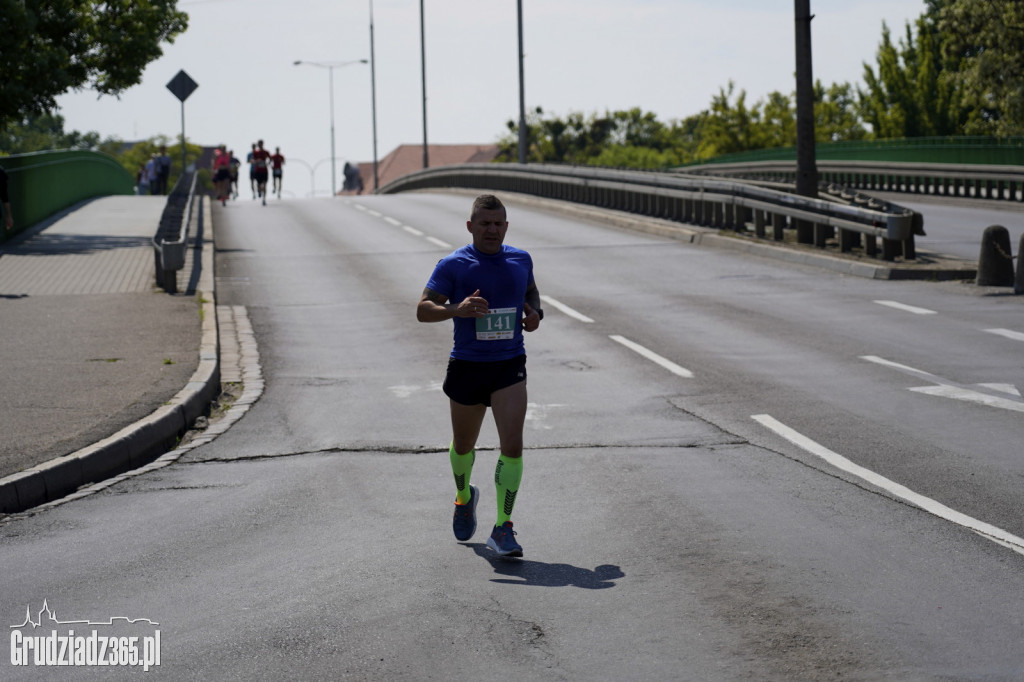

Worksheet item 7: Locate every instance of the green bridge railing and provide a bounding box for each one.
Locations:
[0,150,135,242]
[685,136,1024,167]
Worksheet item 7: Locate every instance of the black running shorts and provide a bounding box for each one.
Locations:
[443,355,527,407]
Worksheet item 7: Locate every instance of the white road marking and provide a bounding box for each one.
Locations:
[977,383,1022,397]
[426,236,452,249]
[874,300,937,315]
[384,216,402,226]
[862,355,1024,413]
[985,328,1024,343]
[525,402,568,430]
[609,335,694,378]
[861,355,936,380]
[402,225,424,237]
[752,414,1024,556]
[354,204,367,212]
[367,209,382,218]
[388,381,443,398]
[908,385,1024,412]
[540,295,594,323]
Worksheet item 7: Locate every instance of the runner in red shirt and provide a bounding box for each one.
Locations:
[212,145,232,207]
[271,147,285,199]
[251,140,272,206]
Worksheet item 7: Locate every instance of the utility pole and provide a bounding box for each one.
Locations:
[517,0,527,164]
[794,0,818,244]
[420,0,429,169]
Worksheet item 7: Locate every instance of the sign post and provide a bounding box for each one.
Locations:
[166,70,199,174]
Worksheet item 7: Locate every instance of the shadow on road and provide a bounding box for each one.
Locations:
[465,544,624,589]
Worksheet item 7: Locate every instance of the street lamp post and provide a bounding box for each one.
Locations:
[369,0,380,190]
[294,58,369,196]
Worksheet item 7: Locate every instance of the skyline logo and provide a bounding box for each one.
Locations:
[10,600,161,672]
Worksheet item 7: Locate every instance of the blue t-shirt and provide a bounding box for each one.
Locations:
[426,244,535,361]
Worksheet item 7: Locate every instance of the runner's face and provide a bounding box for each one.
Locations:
[467,208,508,254]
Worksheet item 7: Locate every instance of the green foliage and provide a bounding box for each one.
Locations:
[0,0,188,131]
[0,112,101,154]
[940,0,1024,136]
[858,16,962,138]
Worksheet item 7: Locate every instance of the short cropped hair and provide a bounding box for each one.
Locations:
[470,194,505,220]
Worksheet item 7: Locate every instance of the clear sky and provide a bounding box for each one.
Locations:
[55,0,928,198]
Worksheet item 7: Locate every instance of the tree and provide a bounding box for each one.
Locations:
[0,112,101,154]
[940,0,1024,135]
[0,0,188,130]
[859,8,968,139]
[815,82,867,143]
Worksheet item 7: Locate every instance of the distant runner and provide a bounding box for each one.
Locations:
[211,145,232,207]
[271,147,285,199]
[251,140,271,206]
[246,143,257,200]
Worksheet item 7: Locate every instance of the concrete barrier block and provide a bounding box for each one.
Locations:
[1016,233,1024,295]
[977,225,1015,286]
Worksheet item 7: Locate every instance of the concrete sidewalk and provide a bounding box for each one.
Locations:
[0,195,219,514]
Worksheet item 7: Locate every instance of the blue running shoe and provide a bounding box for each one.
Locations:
[486,521,523,557]
[452,484,479,542]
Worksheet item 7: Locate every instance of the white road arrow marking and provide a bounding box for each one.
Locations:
[861,355,1024,413]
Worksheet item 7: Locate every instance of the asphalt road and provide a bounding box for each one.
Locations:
[2,191,1022,680]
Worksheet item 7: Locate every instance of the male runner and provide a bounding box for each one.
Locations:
[271,147,285,198]
[251,140,271,206]
[416,194,543,557]
[246,143,257,199]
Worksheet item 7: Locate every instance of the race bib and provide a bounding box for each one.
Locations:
[475,307,517,340]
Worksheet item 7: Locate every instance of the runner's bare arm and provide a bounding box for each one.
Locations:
[522,281,541,332]
[417,288,489,322]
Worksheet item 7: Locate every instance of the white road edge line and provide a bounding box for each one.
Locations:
[985,328,1024,343]
[425,236,452,249]
[609,335,694,378]
[874,300,937,315]
[384,216,402,226]
[752,414,1024,556]
[540,295,594,323]
[402,225,424,237]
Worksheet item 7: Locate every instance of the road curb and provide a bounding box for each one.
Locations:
[0,198,220,515]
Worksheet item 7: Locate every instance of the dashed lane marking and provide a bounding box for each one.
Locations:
[540,295,594,323]
[873,300,937,315]
[609,335,694,378]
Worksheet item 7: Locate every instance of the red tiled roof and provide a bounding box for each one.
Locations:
[340,143,499,194]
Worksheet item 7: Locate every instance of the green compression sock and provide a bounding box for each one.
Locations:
[450,442,476,505]
[494,454,523,526]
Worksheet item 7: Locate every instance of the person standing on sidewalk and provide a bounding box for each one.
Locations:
[0,164,13,232]
[416,194,543,557]
[156,145,172,195]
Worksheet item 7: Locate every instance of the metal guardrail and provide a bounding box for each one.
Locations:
[152,169,198,293]
[380,163,920,261]
[683,160,1024,202]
